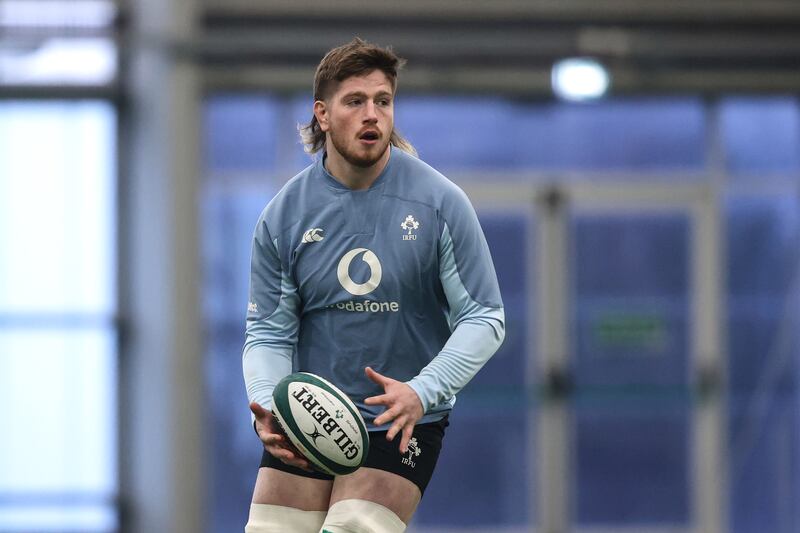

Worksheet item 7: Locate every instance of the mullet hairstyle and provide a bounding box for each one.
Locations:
[299,37,417,157]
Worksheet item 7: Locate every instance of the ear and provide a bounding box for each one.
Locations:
[313,100,329,132]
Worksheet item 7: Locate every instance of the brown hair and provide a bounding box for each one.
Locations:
[299,37,416,156]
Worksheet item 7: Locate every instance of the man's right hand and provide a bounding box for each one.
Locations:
[249,402,312,471]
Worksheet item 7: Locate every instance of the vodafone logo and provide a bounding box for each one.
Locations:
[337,248,382,296]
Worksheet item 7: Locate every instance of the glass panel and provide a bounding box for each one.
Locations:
[572,213,691,526]
[204,95,281,174]
[0,101,116,314]
[413,212,533,528]
[719,98,800,178]
[0,504,116,532]
[201,182,276,324]
[393,97,706,174]
[0,329,117,493]
[726,196,800,533]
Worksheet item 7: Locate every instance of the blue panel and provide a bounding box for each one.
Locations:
[574,215,690,387]
[572,214,691,525]
[576,215,689,296]
[205,331,263,533]
[720,98,800,177]
[575,411,689,523]
[394,97,706,173]
[519,99,706,172]
[201,183,277,324]
[204,95,281,172]
[726,196,800,294]
[726,195,800,533]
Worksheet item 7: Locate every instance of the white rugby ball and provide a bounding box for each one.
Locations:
[272,372,369,476]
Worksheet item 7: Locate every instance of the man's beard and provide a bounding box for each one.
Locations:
[329,129,390,168]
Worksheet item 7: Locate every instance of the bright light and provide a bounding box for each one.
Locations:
[551,58,611,102]
[0,38,116,85]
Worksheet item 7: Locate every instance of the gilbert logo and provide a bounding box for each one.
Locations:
[402,437,421,468]
[291,386,360,459]
[303,426,327,446]
[337,248,382,296]
[401,215,419,241]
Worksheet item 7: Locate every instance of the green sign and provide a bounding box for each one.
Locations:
[595,313,667,352]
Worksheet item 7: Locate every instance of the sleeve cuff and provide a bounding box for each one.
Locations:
[405,378,434,413]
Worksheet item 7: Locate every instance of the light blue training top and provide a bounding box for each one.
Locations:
[242,146,505,430]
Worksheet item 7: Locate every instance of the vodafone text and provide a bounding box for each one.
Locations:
[328,300,400,313]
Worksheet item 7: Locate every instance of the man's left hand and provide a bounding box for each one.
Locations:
[363,366,424,454]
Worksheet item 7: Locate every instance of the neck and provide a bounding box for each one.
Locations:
[324,143,391,190]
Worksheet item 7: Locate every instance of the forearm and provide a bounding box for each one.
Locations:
[243,217,299,412]
[242,340,293,411]
[406,308,505,412]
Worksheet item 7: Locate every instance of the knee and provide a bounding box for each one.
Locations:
[321,499,406,533]
[245,503,325,533]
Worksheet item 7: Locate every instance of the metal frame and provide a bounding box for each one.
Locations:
[461,180,727,533]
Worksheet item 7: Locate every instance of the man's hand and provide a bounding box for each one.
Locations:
[249,402,311,471]
[363,366,424,454]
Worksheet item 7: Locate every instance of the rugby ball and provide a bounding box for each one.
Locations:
[272,372,369,476]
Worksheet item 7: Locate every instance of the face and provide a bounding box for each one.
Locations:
[315,69,394,168]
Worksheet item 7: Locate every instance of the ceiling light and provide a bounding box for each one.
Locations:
[551,58,611,102]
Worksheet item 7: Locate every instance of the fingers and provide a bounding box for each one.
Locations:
[264,436,312,471]
[365,366,389,386]
[364,393,390,406]
[399,424,414,454]
[266,443,311,471]
[385,414,406,442]
[251,403,312,471]
[374,407,400,427]
[249,401,268,418]
[258,431,284,446]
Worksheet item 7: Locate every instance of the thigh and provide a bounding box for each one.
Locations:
[328,416,450,524]
[329,467,421,524]
[252,467,333,511]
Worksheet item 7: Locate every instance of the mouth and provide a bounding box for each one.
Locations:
[358,130,380,144]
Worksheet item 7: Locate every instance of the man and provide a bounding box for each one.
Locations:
[242,38,505,533]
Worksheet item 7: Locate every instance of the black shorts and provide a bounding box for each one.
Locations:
[260,416,449,495]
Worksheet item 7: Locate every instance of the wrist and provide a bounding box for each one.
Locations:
[404,380,428,414]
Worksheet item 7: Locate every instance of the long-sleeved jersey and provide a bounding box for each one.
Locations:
[243,146,505,430]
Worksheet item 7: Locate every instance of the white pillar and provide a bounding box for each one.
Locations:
[536,188,572,533]
[119,0,204,531]
[691,187,728,533]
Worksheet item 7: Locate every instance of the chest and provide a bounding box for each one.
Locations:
[288,193,439,306]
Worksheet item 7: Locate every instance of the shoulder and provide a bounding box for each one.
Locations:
[256,161,325,238]
[387,147,472,211]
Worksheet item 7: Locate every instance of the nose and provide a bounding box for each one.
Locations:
[362,101,378,123]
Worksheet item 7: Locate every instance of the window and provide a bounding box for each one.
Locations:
[0,101,117,532]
